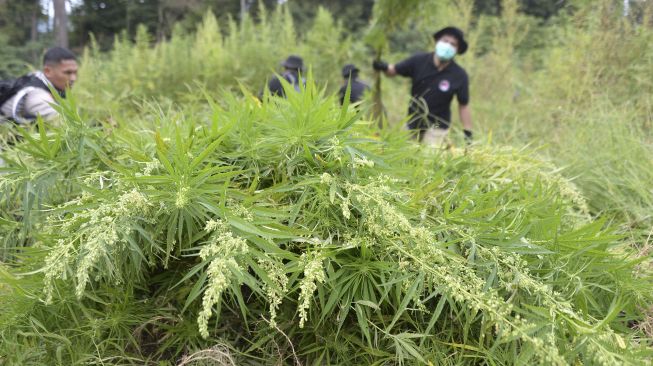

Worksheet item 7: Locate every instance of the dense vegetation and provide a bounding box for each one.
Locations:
[0,0,574,62]
[1,0,652,365]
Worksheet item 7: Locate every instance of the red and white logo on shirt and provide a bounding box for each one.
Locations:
[438,80,450,92]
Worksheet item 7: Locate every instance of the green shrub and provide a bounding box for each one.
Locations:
[0,79,651,365]
[1,1,652,364]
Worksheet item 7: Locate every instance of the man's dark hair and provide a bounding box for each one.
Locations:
[346,70,359,79]
[43,47,77,66]
[341,64,360,80]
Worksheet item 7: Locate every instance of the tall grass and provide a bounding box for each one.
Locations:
[1,74,652,364]
[1,1,652,364]
[469,1,653,228]
[76,5,362,118]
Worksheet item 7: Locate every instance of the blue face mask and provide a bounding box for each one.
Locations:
[435,41,457,61]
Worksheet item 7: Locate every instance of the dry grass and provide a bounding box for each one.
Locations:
[634,228,653,277]
[177,345,236,366]
[638,306,653,338]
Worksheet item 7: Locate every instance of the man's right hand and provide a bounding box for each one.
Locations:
[463,129,473,145]
[372,60,389,71]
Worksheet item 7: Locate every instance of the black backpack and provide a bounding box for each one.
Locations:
[0,74,51,111]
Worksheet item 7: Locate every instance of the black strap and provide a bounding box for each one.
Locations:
[0,74,55,109]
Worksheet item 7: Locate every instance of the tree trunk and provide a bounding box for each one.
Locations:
[156,0,164,42]
[30,3,39,64]
[126,0,131,37]
[53,0,68,48]
[30,8,38,42]
[372,49,386,127]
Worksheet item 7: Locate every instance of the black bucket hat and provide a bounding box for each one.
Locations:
[341,64,360,78]
[433,26,468,55]
[281,55,304,71]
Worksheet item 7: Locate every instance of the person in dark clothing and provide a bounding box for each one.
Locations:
[266,55,306,98]
[338,64,370,105]
[373,26,473,146]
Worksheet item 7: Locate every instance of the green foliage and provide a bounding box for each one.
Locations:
[1,1,653,365]
[0,0,44,46]
[0,32,49,79]
[470,1,653,229]
[74,7,359,118]
[0,0,50,77]
[1,72,652,364]
[0,34,32,79]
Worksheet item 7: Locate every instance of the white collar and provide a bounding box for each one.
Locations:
[33,71,55,90]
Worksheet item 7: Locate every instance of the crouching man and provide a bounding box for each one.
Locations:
[1,47,78,124]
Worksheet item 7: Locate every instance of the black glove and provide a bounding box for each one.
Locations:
[463,129,473,145]
[372,60,389,71]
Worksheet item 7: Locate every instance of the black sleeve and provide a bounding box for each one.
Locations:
[394,54,418,77]
[456,72,469,105]
[338,85,347,105]
[268,76,284,97]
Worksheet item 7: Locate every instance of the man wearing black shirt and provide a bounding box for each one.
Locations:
[373,26,473,146]
[266,55,305,98]
[338,64,370,105]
